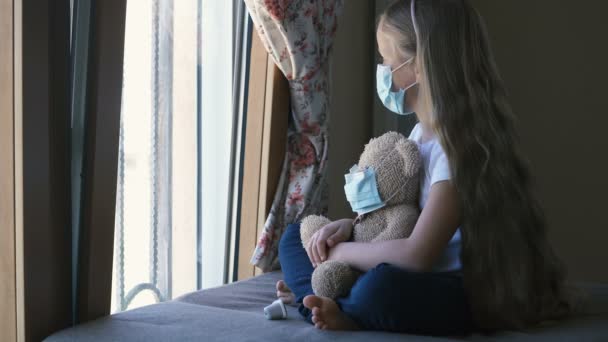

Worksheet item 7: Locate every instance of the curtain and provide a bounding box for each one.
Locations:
[244,0,344,271]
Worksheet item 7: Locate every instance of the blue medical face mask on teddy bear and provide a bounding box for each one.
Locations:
[376,57,418,115]
[344,155,409,216]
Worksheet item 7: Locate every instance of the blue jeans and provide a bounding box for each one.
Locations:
[278,223,475,336]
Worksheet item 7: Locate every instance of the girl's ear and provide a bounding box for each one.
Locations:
[395,138,421,178]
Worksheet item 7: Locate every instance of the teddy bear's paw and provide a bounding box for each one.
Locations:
[312,261,360,300]
[300,215,332,247]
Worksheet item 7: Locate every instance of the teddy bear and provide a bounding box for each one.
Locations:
[300,131,421,299]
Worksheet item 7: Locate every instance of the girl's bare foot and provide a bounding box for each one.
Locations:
[276,280,296,304]
[303,295,359,331]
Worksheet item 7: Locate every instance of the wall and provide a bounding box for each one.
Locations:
[327,0,375,219]
[19,0,74,339]
[470,0,608,283]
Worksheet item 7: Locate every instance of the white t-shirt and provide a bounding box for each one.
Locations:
[408,123,462,272]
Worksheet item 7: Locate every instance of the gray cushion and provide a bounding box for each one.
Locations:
[45,272,608,341]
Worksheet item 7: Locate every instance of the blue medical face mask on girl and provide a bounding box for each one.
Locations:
[376,57,418,115]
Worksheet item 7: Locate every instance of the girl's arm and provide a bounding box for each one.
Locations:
[328,180,460,272]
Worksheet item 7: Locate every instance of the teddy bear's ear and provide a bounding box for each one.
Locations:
[395,138,421,178]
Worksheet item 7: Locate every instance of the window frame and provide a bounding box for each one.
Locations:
[236,30,289,280]
[1,2,290,341]
[7,0,74,339]
[1,0,18,340]
[76,0,127,323]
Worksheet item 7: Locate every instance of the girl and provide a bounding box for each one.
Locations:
[276,0,572,335]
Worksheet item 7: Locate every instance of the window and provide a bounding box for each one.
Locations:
[111,0,247,312]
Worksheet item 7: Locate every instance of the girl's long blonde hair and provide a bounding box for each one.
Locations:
[380,0,574,331]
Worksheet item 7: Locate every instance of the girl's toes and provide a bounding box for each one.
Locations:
[303,295,324,310]
[276,280,291,292]
[276,280,295,304]
[304,295,360,331]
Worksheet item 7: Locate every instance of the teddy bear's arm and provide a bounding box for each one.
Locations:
[300,215,332,248]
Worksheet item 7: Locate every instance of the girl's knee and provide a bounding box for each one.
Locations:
[281,222,301,241]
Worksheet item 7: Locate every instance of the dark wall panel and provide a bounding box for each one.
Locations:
[470,0,608,282]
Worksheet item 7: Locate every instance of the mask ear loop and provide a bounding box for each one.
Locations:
[350,146,415,224]
[392,56,415,73]
[353,165,415,226]
[382,176,414,204]
[371,147,415,203]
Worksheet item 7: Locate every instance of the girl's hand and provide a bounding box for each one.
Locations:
[305,218,354,267]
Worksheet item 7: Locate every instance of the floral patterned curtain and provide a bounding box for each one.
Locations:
[244,0,344,272]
